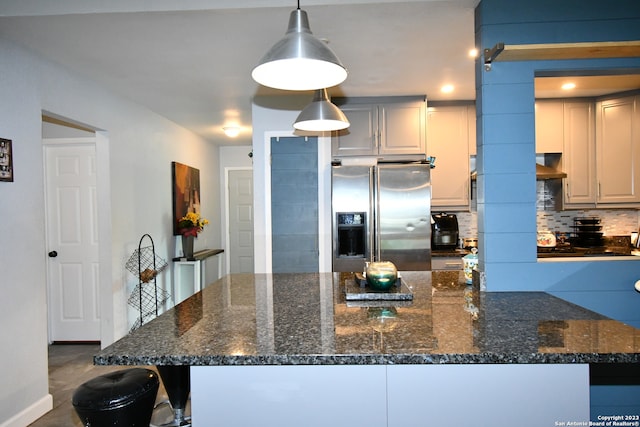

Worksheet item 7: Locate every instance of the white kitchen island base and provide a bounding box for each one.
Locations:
[191,363,590,427]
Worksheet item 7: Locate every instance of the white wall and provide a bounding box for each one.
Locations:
[0,38,221,425]
[251,96,332,274]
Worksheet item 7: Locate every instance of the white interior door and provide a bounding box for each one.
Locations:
[44,140,100,341]
[228,169,254,273]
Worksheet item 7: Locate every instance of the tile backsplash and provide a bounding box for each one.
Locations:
[456,211,478,238]
[536,180,640,236]
[451,209,638,241]
[451,179,640,240]
[536,209,639,236]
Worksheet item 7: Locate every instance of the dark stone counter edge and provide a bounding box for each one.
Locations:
[94,352,640,366]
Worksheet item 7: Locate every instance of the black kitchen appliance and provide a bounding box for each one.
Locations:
[432,213,459,250]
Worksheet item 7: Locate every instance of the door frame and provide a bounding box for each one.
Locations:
[42,132,113,346]
[224,166,253,275]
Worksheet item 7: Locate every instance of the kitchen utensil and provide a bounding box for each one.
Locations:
[462,249,478,285]
[537,231,556,247]
[572,217,604,248]
[576,225,601,232]
[576,217,600,225]
[462,237,478,249]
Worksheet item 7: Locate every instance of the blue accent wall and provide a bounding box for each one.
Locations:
[475,0,640,325]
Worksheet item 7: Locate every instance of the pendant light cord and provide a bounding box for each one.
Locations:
[297,0,300,10]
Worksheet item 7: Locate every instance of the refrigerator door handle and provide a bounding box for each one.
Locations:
[373,166,381,262]
[368,166,376,263]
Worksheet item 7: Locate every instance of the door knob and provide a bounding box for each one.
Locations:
[48,250,58,258]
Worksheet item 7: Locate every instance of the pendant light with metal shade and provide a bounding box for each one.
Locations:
[293,88,350,131]
[252,2,348,91]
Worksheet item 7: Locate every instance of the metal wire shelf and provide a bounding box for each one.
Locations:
[125,234,171,332]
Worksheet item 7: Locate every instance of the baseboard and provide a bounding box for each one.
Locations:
[51,340,100,345]
[0,394,53,427]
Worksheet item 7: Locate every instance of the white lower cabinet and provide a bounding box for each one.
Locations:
[192,365,387,427]
[192,364,590,427]
[387,364,589,427]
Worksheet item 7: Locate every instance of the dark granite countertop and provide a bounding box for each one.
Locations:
[95,271,640,366]
[432,249,470,257]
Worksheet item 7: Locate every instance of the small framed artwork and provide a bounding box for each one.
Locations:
[171,162,201,235]
[0,138,13,182]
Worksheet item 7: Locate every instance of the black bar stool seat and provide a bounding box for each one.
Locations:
[72,368,159,427]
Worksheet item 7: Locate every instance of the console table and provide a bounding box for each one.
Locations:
[172,249,223,304]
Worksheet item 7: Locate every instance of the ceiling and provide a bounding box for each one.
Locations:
[535,74,640,99]
[0,0,479,145]
[2,1,639,146]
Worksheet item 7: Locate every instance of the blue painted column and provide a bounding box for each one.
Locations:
[474,5,538,289]
[474,0,640,291]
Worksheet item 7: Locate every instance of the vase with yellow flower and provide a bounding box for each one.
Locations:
[177,212,209,258]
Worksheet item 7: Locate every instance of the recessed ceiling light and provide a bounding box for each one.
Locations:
[561,82,576,90]
[441,84,454,94]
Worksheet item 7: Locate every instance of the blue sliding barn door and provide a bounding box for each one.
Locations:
[270,136,319,273]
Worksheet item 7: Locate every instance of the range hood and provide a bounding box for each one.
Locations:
[535,163,566,179]
[470,163,567,180]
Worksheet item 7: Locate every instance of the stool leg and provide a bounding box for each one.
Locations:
[155,365,191,427]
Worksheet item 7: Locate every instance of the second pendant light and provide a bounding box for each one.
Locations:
[293,89,350,132]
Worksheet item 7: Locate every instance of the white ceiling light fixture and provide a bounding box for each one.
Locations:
[251,1,348,91]
[223,126,241,137]
[293,88,350,131]
[441,84,455,93]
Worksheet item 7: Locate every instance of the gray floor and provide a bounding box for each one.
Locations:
[28,344,177,427]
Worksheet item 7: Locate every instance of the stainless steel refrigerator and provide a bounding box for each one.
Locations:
[332,160,432,272]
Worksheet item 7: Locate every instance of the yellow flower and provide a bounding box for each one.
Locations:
[178,212,209,236]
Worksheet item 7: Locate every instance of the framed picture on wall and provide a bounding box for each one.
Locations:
[0,138,13,182]
[172,162,201,235]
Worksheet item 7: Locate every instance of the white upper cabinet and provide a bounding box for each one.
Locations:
[595,94,640,206]
[468,105,477,156]
[331,103,378,156]
[332,97,426,157]
[562,101,597,207]
[427,104,473,210]
[561,94,640,209]
[535,100,564,153]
